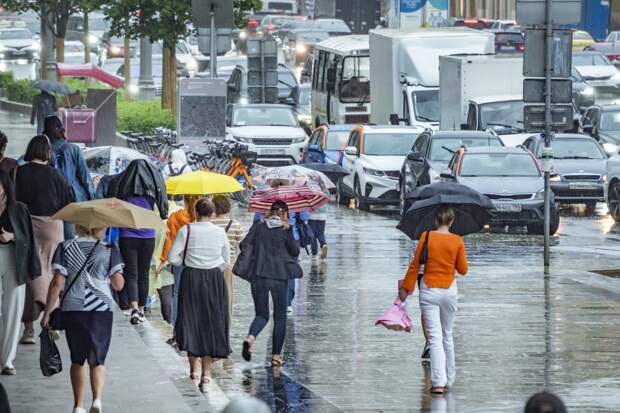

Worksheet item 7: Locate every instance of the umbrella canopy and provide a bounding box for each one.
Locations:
[83,146,149,176]
[253,165,335,190]
[57,63,124,89]
[32,80,73,95]
[397,182,494,240]
[52,198,166,230]
[166,170,244,195]
[298,163,349,185]
[249,184,330,214]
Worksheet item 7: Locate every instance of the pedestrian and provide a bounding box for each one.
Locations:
[287,209,310,312]
[30,91,57,134]
[211,194,244,324]
[241,201,301,367]
[167,198,231,392]
[45,115,95,240]
[524,391,566,413]
[107,159,168,324]
[0,131,17,174]
[0,170,41,376]
[398,205,468,394]
[308,187,329,259]
[161,149,191,180]
[41,225,125,413]
[157,194,201,331]
[14,135,73,345]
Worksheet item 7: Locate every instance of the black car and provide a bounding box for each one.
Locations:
[522,133,607,212]
[399,130,503,215]
[493,31,524,54]
[442,146,559,235]
[582,104,620,153]
[570,67,596,113]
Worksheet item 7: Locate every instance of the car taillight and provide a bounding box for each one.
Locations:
[608,54,620,61]
[464,18,478,24]
[517,43,525,51]
[248,19,258,27]
[267,23,274,31]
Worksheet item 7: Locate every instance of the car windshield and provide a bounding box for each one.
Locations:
[479,100,524,131]
[0,29,31,40]
[314,20,350,33]
[363,133,419,156]
[412,90,439,122]
[495,33,523,44]
[279,69,296,89]
[325,131,350,151]
[339,56,370,102]
[232,107,298,127]
[573,54,610,66]
[296,31,329,43]
[89,19,108,31]
[298,88,311,106]
[460,153,539,177]
[429,137,503,162]
[551,138,605,159]
[574,32,593,41]
[601,111,620,131]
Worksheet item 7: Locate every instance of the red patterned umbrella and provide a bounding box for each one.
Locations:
[249,185,330,214]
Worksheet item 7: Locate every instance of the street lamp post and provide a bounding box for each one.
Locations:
[138,37,156,99]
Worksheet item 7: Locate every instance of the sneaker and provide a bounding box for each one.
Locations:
[287,306,294,314]
[320,244,328,259]
[20,329,35,344]
[130,309,144,325]
[1,367,16,375]
[421,343,430,360]
[72,408,86,413]
[89,399,102,413]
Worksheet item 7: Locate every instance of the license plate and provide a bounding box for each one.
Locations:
[261,148,285,155]
[11,50,26,55]
[495,203,522,212]
[500,45,515,51]
[569,182,598,190]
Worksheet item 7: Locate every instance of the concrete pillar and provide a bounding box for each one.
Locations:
[138,37,156,100]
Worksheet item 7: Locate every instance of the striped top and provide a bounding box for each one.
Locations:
[52,238,124,312]
[211,215,244,263]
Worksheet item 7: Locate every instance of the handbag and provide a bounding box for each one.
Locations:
[233,227,257,282]
[39,329,62,377]
[49,241,100,331]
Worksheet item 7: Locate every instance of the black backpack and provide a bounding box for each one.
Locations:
[295,214,314,249]
[167,163,188,177]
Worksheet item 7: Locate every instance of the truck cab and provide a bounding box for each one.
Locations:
[390,76,439,130]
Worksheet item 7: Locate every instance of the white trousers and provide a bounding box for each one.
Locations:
[0,244,25,369]
[419,279,458,387]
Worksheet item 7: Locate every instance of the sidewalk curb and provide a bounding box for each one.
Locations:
[0,98,30,116]
[562,269,620,298]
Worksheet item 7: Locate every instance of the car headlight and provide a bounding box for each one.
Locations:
[550,175,561,182]
[582,86,594,95]
[602,174,607,182]
[239,97,249,105]
[239,30,248,40]
[232,135,253,143]
[292,136,307,143]
[363,167,385,177]
[429,168,441,183]
[185,59,198,71]
[297,114,311,124]
[128,84,139,95]
[109,45,121,55]
[295,43,307,54]
[87,34,99,46]
[603,142,618,155]
[0,45,6,52]
[533,190,546,200]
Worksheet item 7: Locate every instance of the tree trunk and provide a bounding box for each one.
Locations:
[124,37,131,99]
[84,13,91,64]
[55,37,65,63]
[169,47,177,116]
[161,47,172,109]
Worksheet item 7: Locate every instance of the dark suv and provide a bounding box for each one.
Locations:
[399,130,503,215]
[442,146,560,235]
[522,133,607,213]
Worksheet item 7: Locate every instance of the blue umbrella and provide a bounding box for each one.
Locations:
[32,80,73,95]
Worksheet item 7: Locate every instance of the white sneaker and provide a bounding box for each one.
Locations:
[89,399,102,413]
[72,407,86,413]
[20,329,35,344]
[287,306,294,314]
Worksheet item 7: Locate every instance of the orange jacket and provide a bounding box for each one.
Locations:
[160,209,192,263]
[401,231,468,292]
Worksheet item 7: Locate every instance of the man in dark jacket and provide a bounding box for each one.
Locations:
[0,131,16,175]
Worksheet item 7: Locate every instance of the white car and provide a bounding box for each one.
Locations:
[338,125,424,210]
[226,103,308,166]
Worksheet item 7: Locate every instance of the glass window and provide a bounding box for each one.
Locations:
[231,106,298,127]
[460,153,540,176]
[89,18,108,31]
[316,51,327,91]
[0,29,32,40]
[339,56,370,102]
[413,134,427,153]
[479,100,525,131]
[412,90,439,122]
[267,2,294,11]
[362,133,419,156]
[429,137,503,162]
[296,31,329,43]
[551,138,606,159]
[600,111,620,131]
[572,53,611,66]
[325,131,350,150]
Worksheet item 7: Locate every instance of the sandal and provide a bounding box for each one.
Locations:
[190,371,200,387]
[271,357,285,367]
[430,386,447,394]
[200,376,210,393]
[242,340,252,362]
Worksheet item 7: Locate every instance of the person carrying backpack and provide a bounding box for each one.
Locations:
[162,149,191,180]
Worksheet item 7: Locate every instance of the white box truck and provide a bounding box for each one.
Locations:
[439,55,525,136]
[369,28,495,129]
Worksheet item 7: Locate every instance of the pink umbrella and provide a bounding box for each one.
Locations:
[375,298,413,333]
[249,184,330,214]
[57,63,124,89]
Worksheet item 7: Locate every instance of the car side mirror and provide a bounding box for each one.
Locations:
[583,124,593,134]
[389,113,400,125]
[440,172,455,180]
[344,146,358,156]
[407,151,422,162]
[460,123,470,130]
[326,67,336,94]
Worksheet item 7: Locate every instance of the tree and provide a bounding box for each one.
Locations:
[234,0,263,27]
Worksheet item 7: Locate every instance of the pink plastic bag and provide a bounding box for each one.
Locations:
[375,298,413,333]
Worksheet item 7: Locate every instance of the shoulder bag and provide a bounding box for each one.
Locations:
[233,225,257,282]
[49,240,100,330]
[182,224,191,267]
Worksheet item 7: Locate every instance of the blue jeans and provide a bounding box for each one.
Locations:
[171,264,183,326]
[249,277,288,355]
[308,220,326,256]
[287,279,296,306]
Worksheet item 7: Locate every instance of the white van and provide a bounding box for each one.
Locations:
[261,0,298,15]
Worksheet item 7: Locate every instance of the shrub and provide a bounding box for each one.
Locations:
[7,79,37,104]
[0,71,14,89]
[117,99,176,135]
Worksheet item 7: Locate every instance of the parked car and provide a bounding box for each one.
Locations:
[441,146,559,234]
[283,29,330,66]
[225,103,308,165]
[0,28,39,61]
[338,125,423,210]
[522,133,607,213]
[581,104,620,154]
[399,130,504,215]
[572,30,595,50]
[493,31,524,54]
[584,42,620,68]
[301,124,355,164]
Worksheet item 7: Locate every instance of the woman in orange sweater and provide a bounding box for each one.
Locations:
[399,206,468,394]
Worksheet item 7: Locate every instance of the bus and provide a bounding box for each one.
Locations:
[310,35,370,126]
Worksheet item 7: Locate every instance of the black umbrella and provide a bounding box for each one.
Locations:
[32,80,73,95]
[397,182,494,240]
[301,163,348,185]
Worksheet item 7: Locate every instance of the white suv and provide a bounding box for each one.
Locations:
[338,125,423,210]
[226,103,308,165]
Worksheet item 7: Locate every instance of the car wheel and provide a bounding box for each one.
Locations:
[608,180,620,222]
[336,178,350,206]
[528,208,560,235]
[354,178,369,211]
[584,201,597,216]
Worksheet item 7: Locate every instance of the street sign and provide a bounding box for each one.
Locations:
[247,39,278,104]
[523,104,573,131]
[523,78,572,103]
[516,0,582,25]
[523,29,572,78]
[191,0,234,28]
[197,28,233,55]
[177,78,227,147]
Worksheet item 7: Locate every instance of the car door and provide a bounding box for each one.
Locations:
[341,130,359,191]
[304,129,323,163]
[409,133,430,189]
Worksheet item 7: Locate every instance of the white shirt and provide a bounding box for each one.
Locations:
[168,221,230,270]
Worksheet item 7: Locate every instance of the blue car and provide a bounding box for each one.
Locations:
[301,124,355,165]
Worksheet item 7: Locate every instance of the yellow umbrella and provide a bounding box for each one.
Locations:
[165,170,244,195]
[52,198,166,230]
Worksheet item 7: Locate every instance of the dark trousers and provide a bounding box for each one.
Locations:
[118,237,155,308]
[249,277,288,355]
[308,220,326,256]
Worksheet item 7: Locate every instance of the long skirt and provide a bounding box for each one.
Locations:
[22,216,63,323]
[174,266,230,359]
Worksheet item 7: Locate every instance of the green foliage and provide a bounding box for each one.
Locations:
[234,0,263,27]
[0,71,15,89]
[116,99,175,134]
[7,79,37,104]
